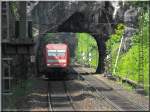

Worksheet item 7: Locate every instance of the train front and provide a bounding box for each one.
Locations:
[45,44,69,72]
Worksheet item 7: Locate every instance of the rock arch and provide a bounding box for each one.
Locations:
[32,1,115,73]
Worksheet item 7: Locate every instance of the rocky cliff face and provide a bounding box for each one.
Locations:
[32,1,114,36]
[31,1,140,39]
[122,5,140,52]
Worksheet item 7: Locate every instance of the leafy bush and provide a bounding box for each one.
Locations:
[106,11,149,94]
[106,23,125,53]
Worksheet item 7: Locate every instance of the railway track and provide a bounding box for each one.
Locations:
[83,75,146,111]
[47,82,53,111]
[71,66,147,111]
[47,81,75,111]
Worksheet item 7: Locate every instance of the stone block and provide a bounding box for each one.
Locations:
[17,46,28,54]
[5,46,16,54]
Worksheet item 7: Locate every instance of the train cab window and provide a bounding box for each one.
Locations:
[48,52,57,56]
[57,50,66,56]
[48,50,66,56]
[57,52,65,56]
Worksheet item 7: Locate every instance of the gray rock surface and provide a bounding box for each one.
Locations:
[124,6,139,28]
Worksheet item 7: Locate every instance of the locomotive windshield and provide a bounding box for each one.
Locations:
[48,50,66,56]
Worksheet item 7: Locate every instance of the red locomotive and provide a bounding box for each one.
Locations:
[44,43,70,74]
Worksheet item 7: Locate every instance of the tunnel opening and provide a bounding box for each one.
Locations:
[75,33,99,72]
[35,32,99,75]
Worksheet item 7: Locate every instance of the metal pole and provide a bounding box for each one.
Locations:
[0,2,2,111]
[138,8,144,86]
[113,35,124,75]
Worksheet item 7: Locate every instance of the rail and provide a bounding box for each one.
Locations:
[72,67,147,111]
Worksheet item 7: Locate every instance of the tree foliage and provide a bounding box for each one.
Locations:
[106,23,125,53]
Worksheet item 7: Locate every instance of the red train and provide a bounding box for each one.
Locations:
[44,43,70,74]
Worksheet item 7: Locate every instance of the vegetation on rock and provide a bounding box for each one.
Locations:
[106,10,149,94]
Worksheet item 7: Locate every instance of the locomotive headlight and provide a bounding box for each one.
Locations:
[47,64,50,66]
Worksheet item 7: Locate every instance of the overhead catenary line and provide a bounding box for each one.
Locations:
[138,7,144,87]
